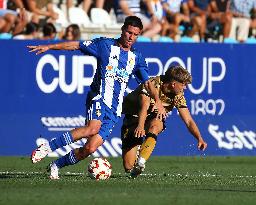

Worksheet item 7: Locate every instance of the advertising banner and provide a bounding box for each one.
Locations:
[0,40,256,156]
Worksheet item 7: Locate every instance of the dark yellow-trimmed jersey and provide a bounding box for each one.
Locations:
[122,76,187,116]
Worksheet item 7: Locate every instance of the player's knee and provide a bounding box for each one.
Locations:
[88,127,100,136]
[81,126,100,136]
[77,144,98,160]
[148,125,161,135]
[123,161,134,172]
[4,14,16,24]
[84,144,98,155]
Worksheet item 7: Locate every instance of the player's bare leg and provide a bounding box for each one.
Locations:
[131,119,163,178]
[122,145,140,173]
[74,134,104,160]
[47,134,104,179]
[71,120,101,141]
[31,120,101,163]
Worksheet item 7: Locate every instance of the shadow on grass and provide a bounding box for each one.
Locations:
[196,188,256,193]
[0,171,127,180]
[0,171,46,179]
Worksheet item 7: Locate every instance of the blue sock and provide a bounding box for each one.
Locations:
[49,132,74,151]
[54,150,79,169]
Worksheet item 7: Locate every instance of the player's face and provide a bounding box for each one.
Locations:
[163,81,187,95]
[120,25,142,49]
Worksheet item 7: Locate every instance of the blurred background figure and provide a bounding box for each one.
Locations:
[66,0,105,20]
[0,17,6,31]
[61,23,81,40]
[114,0,162,38]
[0,5,28,37]
[187,0,210,42]
[147,0,167,39]
[249,12,256,38]
[229,0,256,42]
[207,0,232,42]
[161,0,191,40]
[13,21,39,39]
[23,0,59,25]
[40,22,57,39]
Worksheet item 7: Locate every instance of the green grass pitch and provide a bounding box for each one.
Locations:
[1,156,256,205]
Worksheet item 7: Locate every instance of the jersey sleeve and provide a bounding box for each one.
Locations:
[133,52,149,84]
[79,38,101,57]
[174,94,187,109]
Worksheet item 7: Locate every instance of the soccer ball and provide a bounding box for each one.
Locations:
[87,158,112,180]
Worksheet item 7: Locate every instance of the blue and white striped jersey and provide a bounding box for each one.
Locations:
[79,37,149,117]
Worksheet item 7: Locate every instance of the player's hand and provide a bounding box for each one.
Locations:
[134,126,145,138]
[198,139,207,151]
[27,45,50,55]
[152,100,167,121]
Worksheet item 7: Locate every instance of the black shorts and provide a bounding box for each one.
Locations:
[121,114,166,150]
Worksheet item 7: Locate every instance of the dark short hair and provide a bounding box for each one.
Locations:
[43,23,56,36]
[25,22,39,35]
[162,65,192,84]
[122,16,143,30]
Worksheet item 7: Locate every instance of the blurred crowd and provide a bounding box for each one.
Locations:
[0,0,256,42]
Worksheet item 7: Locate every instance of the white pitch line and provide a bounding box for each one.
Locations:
[0,171,85,176]
[1,171,256,179]
[48,127,73,131]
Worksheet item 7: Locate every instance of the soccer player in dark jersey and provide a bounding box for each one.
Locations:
[27,16,166,179]
[121,65,207,177]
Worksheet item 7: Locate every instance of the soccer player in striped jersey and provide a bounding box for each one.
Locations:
[121,65,207,178]
[28,16,166,179]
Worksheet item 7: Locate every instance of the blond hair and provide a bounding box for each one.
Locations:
[163,65,192,84]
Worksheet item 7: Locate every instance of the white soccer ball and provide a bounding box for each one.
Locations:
[87,158,112,180]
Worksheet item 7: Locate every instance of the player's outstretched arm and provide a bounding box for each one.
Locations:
[27,41,80,55]
[178,107,207,151]
[134,94,151,138]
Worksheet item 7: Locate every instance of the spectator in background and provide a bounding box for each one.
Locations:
[0,6,27,36]
[41,22,57,39]
[62,24,81,40]
[102,0,113,13]
[249,14,256,38]
[148,0,164,22]
[161,0,191,40]
[13,21,39,39]
[0,17,6,31]
[24,0,59,25]
[229,0,256,42]
[66,0,105,20]
[115,0,162,38]
[0,11,17,33]
[208,0,231,41]
[188,0,211,41]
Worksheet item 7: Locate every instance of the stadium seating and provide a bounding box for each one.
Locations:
[179,36,195,43]
[136,36,152,42]
[52,5,69,28]
[0,33,12,39]
[91,34,106,39]
[90,8,122,33]
[68,7,99,29]
[158,36,174,43]
[223,37,238,43]
[245,37,256,44]
[90,8,112,26]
